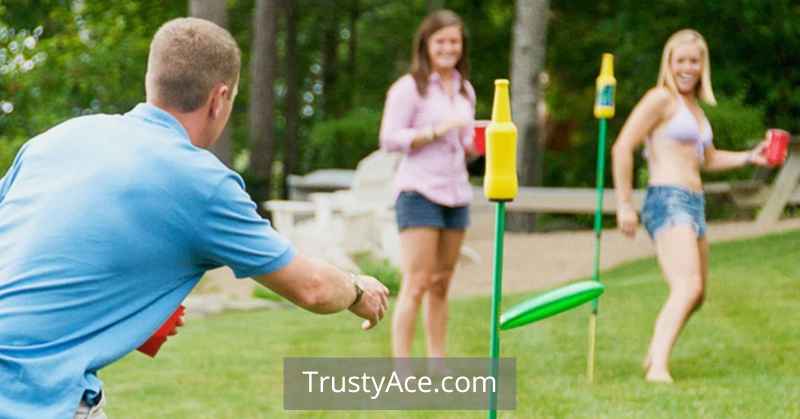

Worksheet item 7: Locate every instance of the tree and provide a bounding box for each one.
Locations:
[248,0,280,210]
[346,0,360,110]
[189,0,233,167]
[281,0,300,198]
[507,0,549,232]
[320,7,340,118]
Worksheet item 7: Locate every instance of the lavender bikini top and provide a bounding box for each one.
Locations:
[645,95,713,162]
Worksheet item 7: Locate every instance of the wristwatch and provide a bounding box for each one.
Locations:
[349,273,364,308]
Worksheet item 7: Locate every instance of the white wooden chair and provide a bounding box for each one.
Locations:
[264,150,402,266]
[265,150,481,268]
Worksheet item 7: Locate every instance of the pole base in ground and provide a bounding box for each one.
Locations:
[587,313,597,383]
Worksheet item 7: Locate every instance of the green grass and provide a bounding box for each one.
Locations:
[102,230,800,418]
[252,285,284,302]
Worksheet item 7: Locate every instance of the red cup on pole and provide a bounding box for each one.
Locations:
[765,128,790,167]
[137,305,185,357]
[473,120,490,155]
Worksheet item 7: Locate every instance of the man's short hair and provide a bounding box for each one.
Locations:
[147,17,241,112]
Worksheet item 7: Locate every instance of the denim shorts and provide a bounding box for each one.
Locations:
[395,191,469,231]
[641,185,706,239]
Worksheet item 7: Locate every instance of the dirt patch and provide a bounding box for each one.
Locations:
[451,207,800,298]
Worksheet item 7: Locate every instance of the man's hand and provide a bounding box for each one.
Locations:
[617,203,639,238]
[348,274,390,330]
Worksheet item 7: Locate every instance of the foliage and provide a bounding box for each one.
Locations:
[103,230,800,417]
[0,14,46,170]
[545,0,799,189]
[300,107,381,173]
[0,1,184,173]
[1,0,798,215]
[703,95,766,182]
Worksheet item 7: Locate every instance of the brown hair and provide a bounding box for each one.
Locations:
[146,18,241,112]
[409,9,470,97]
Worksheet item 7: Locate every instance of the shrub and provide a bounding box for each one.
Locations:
[353,252,401,296]
[301,108,381,173]
[705,96,765,154]
[703,95,767,182]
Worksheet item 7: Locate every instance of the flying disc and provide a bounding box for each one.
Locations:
[500,281,605,331]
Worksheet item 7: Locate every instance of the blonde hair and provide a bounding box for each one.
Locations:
[656,29,716,105]
[146,18,241,112]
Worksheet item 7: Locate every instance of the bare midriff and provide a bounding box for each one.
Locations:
[645,134,704,193]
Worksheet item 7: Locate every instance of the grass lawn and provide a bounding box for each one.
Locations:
[102,230,800,418]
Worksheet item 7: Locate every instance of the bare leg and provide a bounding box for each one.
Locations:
[392,228,439,358]
[643,237,708,368]
[423,229,465,363]
[695,237,709,313]
[645,226,705,383]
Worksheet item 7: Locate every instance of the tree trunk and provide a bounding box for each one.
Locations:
[347,0,359,110]
[248,0,280,212]
[321,8,340,118]
[506,0,549,233]
[282,0,300,199]
[189,0,233,168]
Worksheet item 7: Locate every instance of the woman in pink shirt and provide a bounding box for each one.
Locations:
[379,9,476,367]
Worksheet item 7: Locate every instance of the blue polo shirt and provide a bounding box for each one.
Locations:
[0,103,295,418]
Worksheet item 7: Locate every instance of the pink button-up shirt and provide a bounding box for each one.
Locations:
[379,72,476,207]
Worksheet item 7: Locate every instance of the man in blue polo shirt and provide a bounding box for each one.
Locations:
[0,18,389,419]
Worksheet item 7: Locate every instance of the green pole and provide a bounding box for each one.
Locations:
[592,118,608,298]
[588,52,615,383]
[587,117,607,383]
[488,201,505,419]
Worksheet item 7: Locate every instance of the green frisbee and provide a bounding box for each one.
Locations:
[500,281,605,331]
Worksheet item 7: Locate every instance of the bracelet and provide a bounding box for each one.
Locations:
[349,273,364,308]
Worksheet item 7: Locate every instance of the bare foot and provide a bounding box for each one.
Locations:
[645,368,674,383]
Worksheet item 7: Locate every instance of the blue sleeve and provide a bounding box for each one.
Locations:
[196,172,296,278]
[0,142,28,203]
[0,173,8,203]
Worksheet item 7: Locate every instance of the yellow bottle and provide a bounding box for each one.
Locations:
[483,79,518,201]
[593,53,616,119]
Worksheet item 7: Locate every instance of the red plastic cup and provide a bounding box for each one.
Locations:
[137,305,185,358]
[473,120,490,155]
[765,128,790,167]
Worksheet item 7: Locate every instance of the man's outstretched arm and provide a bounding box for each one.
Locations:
[253,254,390,330]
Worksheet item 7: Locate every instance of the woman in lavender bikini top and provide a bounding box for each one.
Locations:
[645,94,713,162]
[611,29,769,384]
